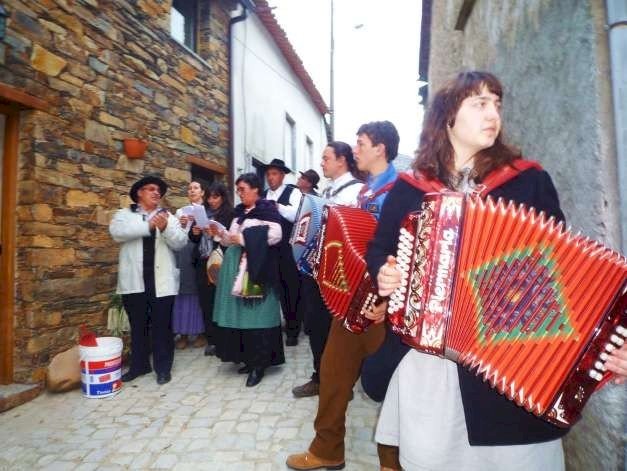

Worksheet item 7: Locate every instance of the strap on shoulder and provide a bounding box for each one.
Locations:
[476,159,543,197]
[398,171,446,193]
[399,159,543,197]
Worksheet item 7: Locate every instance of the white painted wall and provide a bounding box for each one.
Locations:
[231,12,328,186]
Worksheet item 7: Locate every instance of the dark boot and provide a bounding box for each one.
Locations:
[246,367,264,387]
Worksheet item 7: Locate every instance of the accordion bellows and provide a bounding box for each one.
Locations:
[388,192,627,427]
[290,194,325,276]
[312,205,380,333]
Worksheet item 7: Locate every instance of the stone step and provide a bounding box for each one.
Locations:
[0,383,43,413]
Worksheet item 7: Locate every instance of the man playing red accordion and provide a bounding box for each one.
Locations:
[366,71,627,471]
[286,121,401,470]
[292,141,364,399]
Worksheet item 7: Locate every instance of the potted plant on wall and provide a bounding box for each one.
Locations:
[123,124,149,159]
[123,137,148,159]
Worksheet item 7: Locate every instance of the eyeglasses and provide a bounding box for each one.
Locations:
[139,185,161,196]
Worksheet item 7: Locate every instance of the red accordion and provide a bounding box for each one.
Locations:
[312,205,380,333]
[387,192,627,427]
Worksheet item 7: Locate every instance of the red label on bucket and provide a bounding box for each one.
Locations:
[80,356,121,371]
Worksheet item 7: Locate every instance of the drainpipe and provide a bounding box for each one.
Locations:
[606,1,627,251]
[228,2,250,192]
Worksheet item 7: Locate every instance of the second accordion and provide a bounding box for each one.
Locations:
[387,192,627,427]
[312,205,380,333]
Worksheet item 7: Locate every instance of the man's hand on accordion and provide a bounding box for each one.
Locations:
[377,255,402,297]
[364,299,388,324]
[605,343,627,385]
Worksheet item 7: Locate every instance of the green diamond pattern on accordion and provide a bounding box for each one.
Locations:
[465,244,575,345]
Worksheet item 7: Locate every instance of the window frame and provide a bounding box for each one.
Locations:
[171,0,199,52]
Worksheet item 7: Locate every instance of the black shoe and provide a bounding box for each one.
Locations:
[204,344,216,356]
[121,367,151,383]
[285,337,298,347]
[156,372,171,385]
[246,368,264,387]
[238,365,251,374]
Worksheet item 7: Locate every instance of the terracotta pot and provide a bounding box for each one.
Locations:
[123,138,147,159]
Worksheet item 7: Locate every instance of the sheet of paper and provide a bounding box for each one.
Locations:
[191,205,210,228]
[208,219,226,234]
[180,205,195,216]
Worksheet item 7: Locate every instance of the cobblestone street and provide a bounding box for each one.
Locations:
[0,334,381,470]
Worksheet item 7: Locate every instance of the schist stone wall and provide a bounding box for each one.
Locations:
[0,0,233,383]
[427,1,625,470]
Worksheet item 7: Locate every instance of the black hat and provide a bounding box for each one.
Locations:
[299,169,320,189]
[129,175,168,203]
[262,158,292,174]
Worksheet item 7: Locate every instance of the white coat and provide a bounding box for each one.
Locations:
[109,207,188,297]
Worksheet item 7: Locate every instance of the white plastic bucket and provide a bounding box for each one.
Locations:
[79,337,123,398]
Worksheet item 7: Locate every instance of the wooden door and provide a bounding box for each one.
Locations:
[0,103,19,384]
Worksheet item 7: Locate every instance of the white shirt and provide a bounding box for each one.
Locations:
[265,183,302,222]
[375,350,564,471]
[321,171,364,206]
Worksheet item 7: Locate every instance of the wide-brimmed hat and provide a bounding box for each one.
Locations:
[129,175,168,203]
[262,158,292,174]
[299,169,320,189]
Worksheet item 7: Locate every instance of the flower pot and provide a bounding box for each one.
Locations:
[123,138,147,159]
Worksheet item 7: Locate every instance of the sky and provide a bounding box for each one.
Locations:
[267,0,423,157]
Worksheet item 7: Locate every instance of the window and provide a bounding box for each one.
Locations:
[284,113,296,170]
[305,136,313,167]
[171,0,198,51]
[190,163,215,189]
[252,157,266,188]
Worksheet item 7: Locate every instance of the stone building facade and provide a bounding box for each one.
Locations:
[422,1,625,469]
[0,0,234,387]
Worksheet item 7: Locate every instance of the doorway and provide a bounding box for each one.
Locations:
[191,163,216,190]
[0,104,19,384]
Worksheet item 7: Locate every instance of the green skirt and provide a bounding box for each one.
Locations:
[212,245,281,329]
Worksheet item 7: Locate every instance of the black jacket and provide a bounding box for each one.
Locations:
[365,167,569,445]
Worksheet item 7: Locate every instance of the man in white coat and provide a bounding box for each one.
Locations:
[109,175,187,385]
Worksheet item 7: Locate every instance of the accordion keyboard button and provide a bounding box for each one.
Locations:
[610,334,625,346]
[594,361,606,371]
[599,352,609,361]
[588,370,603,381]
[604,343,616,353]
[616,325,627,336]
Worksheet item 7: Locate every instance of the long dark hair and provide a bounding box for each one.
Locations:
[413,71,520,184]
[205,181,233,221]
[327,141,365,181]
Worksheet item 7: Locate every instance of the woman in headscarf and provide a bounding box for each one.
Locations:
[212,173,285,387]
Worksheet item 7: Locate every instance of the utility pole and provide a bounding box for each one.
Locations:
[329,0,335,140]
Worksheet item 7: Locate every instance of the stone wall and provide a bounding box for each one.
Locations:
[0,0,233,383]
[427,1,625,469]
[428,0,621,248]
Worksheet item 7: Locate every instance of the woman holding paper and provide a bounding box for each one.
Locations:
[189,182,234,356]
[212,173,285,387]
[172,181,207,350]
